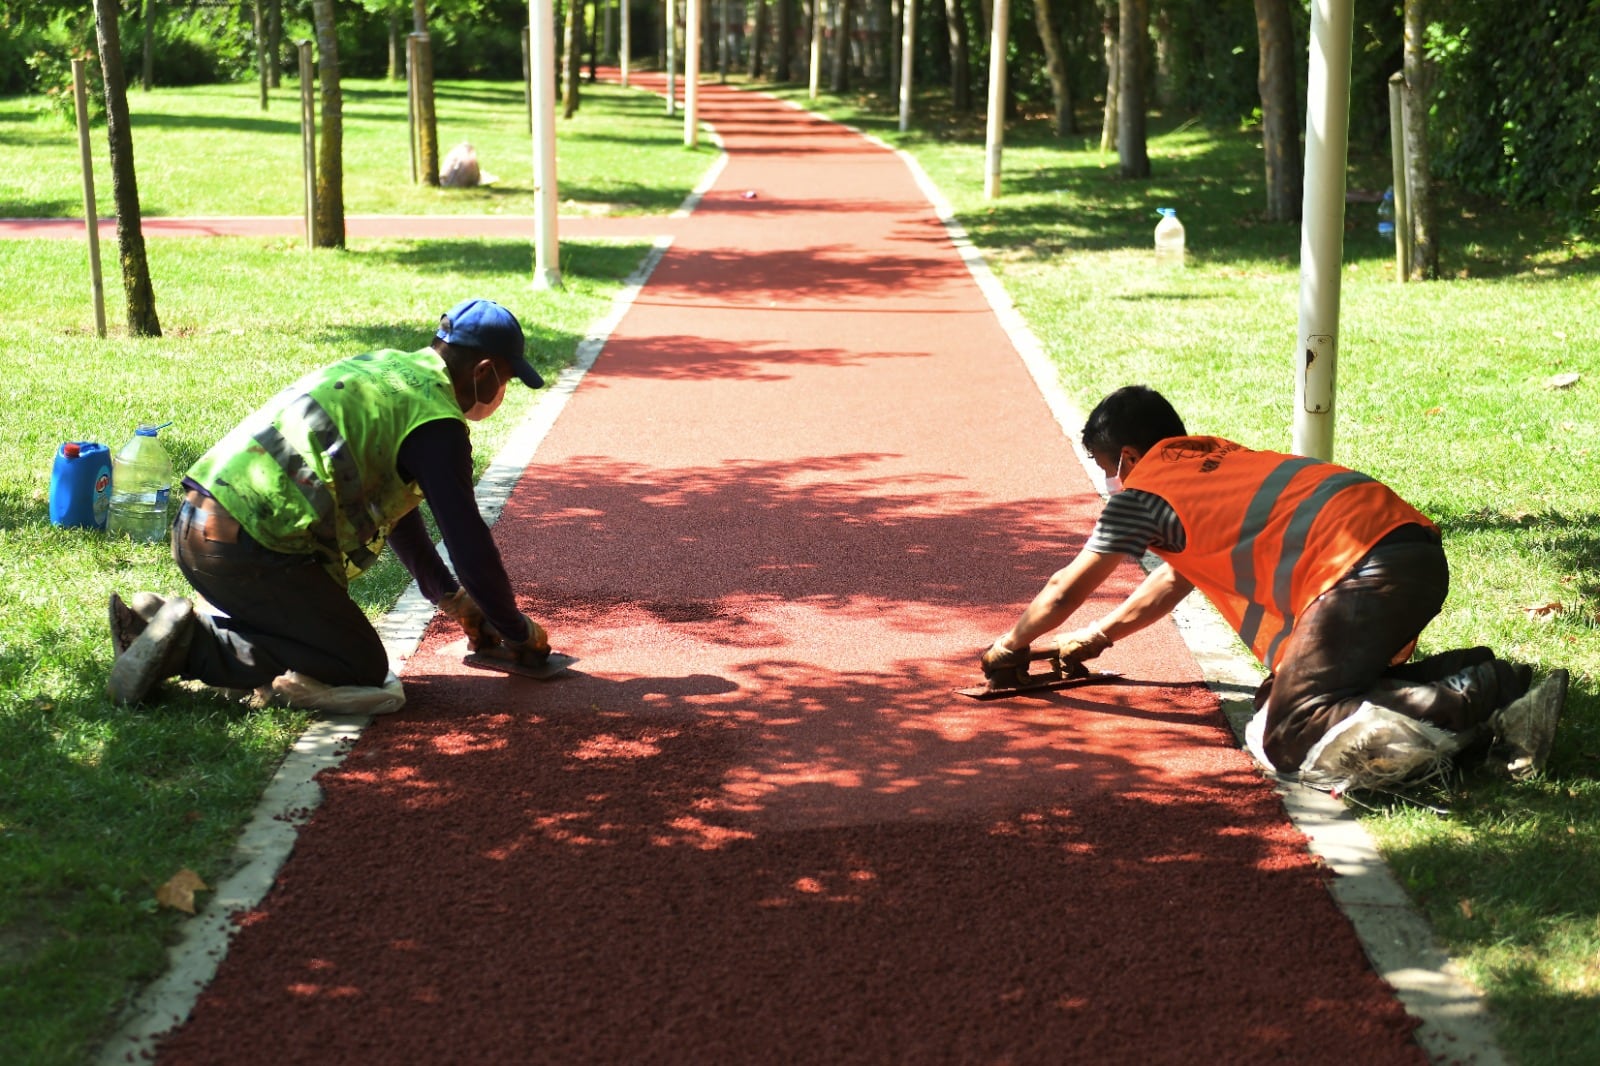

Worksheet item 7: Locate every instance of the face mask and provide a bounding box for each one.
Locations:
[1105,451,1128,496]
[464,362,504,422]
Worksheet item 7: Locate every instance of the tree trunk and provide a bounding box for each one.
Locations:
[563,0,585,117]
[253,0,268,110]
[1115,0,1148,177]
[1032,0,1074,136]
[944,0,970,111]
[411,2,440,184]
[1099,1,1117,152]
[387,12,400,80]
[1254,0,1300,220]
[889,0,902,97]
[1402,0,1436,279]
[749,0,766,76]
[268,0,282,87]
[831,0,852,91]
[311,0,344,248]
[140,0,155,91]
[93,0,160,336]
[775,0,792,79]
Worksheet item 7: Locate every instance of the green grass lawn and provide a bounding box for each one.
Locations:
[3,69,1598,1065]
[0,75,689,1065]
[777,82,1600,1064]
[0,76,713,217]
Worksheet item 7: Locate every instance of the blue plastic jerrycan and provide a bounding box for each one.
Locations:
[49,441,113,530]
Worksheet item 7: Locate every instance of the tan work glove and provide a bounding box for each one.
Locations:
[486,612,552,667]
[981,640,1030,681]
[1054,625,1112,665]
[437,589,493,650]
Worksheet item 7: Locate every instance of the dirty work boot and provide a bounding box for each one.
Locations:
[108,592,171,659]
[107,597,196,704]
[1486,669,1569,781]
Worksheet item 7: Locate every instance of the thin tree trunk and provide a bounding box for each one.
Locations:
[889,0,902,98]
[944,0,970,111]
[775,0,792,79]
[411,2,439,184]
[1033,0,1074,136]
[268,0,282,87]
[1402,0,1436,279]
[387,12,400,80]
[311,0,344,248]
[1115,0,1148,177]
[831,0,852,91]
[563,0,585,116]
[1254,0,1300,220]
[140,0,155,91]
[93,0,160,335]
[749,0,766,76]
[1099,2,1117,151]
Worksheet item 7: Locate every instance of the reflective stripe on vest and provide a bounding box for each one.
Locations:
[1128,437,1435,670]
[188,348,463,583]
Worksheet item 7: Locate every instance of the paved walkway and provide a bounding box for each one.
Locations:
[99,76,1492,1064]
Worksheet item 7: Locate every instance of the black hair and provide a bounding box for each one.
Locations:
[433,339,505,380]
[1081,386,1188,458]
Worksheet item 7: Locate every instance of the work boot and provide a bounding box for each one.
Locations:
[1485,669,1569,781]
[107,597,196,704]
[108,592,170,659]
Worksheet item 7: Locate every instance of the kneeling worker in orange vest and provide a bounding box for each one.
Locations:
[982,385,1567,793]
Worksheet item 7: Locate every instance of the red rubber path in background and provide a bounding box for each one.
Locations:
[154,78,1425,1064]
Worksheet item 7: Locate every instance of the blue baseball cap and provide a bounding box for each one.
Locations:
[435,298,544,389]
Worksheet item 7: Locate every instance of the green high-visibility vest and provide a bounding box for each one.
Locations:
[189,347,465,585]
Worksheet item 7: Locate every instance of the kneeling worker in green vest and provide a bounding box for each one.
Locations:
[982,385,1569,794]
[108,298,552,715]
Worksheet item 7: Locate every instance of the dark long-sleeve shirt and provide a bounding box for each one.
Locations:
[388,417,532,644]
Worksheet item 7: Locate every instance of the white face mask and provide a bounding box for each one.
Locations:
[1105,452,1128,496]
[463,362,505,422]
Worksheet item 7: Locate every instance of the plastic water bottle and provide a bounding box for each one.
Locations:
[1154,208,1186,266]
[107,422,175,542]
[1377,187,1396,239]
[49,441,113,530]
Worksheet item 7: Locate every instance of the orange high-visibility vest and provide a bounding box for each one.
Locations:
[1124,436,1437,670]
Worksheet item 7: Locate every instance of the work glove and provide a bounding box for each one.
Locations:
[1054,625,1112,665]
[981,640,1030,681]
[483,612,553,668]
[437,589,493,651]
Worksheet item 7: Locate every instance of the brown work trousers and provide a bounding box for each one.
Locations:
[1254,526,1513,772]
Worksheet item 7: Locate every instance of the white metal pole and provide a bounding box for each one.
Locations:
[898,0,915,132]
[667,0,677,116]
[71,59,106,338]
[685,0,701,146]
[621,0,631,86]
[809,0,824,99]
[982,0,1009,199]
[1292,0,1354,460]
[529,0,562,289]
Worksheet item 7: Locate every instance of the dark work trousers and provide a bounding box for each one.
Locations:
[1254,527,1513,772]
[171,496,390,690]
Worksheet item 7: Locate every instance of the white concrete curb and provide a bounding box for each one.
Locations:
[875,132,1504,1066]
[94,233,684,1065]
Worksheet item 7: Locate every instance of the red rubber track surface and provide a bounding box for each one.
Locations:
[153,79,1424,1065]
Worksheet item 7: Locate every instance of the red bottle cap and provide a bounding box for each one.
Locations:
[63,442,81,458]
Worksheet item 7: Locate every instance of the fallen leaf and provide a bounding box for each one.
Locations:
[1424,406,1445,417]
[1544,372,1581,389]
[1459,898,1474,919]
[1522,602,1563,623]
[155,869,209,914]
